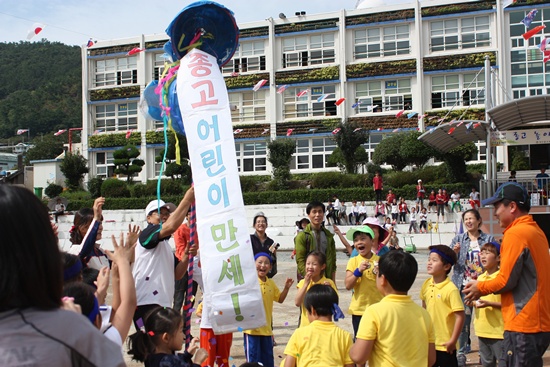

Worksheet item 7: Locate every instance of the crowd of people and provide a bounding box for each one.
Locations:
[1,179,549,367]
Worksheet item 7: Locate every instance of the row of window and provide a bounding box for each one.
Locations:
[94,137,488,177]
[91,72,486,130]
[92,14,495,88]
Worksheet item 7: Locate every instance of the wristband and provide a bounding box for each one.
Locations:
[353,268,363,277]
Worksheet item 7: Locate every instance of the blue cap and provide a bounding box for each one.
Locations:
[481,182,528,207]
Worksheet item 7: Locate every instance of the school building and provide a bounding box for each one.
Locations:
[80,0,550,183]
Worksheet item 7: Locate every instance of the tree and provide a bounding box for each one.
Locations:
[372,133,408,170]
[399,131,438,169]
[113,144,145,183]
[509,148,530,171]
[267,139,296,190]
[155,133,192,184]
[60,152,88,191]
[328,122,369,174]
[436,142,478,182]
[24,134,65,165]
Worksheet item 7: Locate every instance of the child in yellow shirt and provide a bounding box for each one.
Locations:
[243,252,294,367]
[470,242,503,367]
[284,284,353,367]
[421,245,465,367]
[294,251,338,328]
[344,225,383,338]
[350,250,436,367]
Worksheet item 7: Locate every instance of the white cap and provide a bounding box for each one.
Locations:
[145,200,176,217]
[417,179,422,182]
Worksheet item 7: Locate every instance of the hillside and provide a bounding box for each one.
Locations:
[0,40,81,139]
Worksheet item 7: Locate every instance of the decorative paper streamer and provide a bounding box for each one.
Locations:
[127,47,145,56]
[448,127,456,135]
[395,110,405,117]
[261,128,269,135]
[125,130,132,139]
[277,85,288,94]
[296,90,308,98]
[253,79,267,92]
[521,9,538,28]
[332,128,341,134]
[353,128,362,133]
[233,129,243,135]
[522,25,545,40]
[286,128,294,136]
[407,112,417,119]
[87,39,94,48]
[27,23,44,40]
[335,98,345,106]
[316,94,332,103]
[54,129,67,136]
[16,129,28,135]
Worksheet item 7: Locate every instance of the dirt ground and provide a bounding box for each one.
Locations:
[123,251,550,367]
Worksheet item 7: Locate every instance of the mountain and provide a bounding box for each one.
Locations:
[0,40,81,139]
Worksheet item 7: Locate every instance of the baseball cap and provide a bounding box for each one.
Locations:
[417,179,422,182]
[145,199,176,217]
[346,225,375,241]
[481,182,528,207]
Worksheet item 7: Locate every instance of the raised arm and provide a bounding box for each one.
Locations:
[278,278,294,303]
[159,187,194,239]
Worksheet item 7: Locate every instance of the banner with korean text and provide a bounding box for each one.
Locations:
[177,49,265,333]
[491,128,550,147]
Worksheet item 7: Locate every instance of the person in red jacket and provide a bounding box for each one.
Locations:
[385,189,396,213]
[373,171,383,203]
[435,189,447,223]
[463,183,550,367]
[416,179,426,212]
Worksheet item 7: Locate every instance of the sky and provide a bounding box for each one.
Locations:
[0,0,359,46]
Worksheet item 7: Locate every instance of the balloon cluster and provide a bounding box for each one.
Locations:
[139,1,239,136]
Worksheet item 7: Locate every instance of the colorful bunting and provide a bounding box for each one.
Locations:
[230,71,240,77]
[233,129,243,135]
[93,129,103,135]
[316,94,332,103]
[261,128,270,135]
[125,130,132,139]
[332,128,341,134]
[353,128,362,133]
[335,98,345,106]
[522,25,545,41]
[392,128,400,133]
[87,39,94,48]
[366,105,379,112]
[54,129,67,136]
[277,85,288,94]
[521,9,538,28]
[448,127,456,135]
[127,47,144,56]
[27,23,44,40]
[16,129,29,135]
[539,38,549,52]
[351,101,362,108]
[253,79,267,92]
[308,128,317,133]
[395,110,405,118]
[407,112,418,119]
[286,128,294,136]
[473,122,482,129]
[296,90,308,98]
[544,50,550,63]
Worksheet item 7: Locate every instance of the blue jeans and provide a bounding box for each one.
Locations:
[458,286,472,356]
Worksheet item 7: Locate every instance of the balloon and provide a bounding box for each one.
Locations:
[140,81,163,121]
[165,1,239,66]
[163,41,178,63]
[168,80,185,135]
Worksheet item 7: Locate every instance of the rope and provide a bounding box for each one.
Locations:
[184,202,197,348]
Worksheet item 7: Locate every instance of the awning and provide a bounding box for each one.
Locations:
[487,95,550,131]
[418,120,488,153]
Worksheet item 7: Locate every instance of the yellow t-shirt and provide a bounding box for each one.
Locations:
[356,294,435,367]
[244,277,281,336]
[284,320,353,367]
[296,276,338,328]
[474,271,503,339]
[420,276,464,352]
[346,253,383,315]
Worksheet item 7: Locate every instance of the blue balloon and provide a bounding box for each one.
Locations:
[163,41,178,63]
[166,1,239,66]
[142,81,163,121]
[168,80,185,136]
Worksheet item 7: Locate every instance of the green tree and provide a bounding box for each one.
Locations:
[328,122,369,174]
[509,148,530,171]
[113,145,145,183]
[24,134,65,165]
[372,133,408,170]
[436,142,478,182]
[399,131,438,169]
[267,139,296,190]
[155,133,192,184]
[60,152,88,191]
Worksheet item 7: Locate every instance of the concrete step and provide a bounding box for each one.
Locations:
[56,203,463,252]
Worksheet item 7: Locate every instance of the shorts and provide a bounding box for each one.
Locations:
[244,334,274,367]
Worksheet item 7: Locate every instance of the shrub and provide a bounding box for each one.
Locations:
[87,177,104,199]
[101,178,130,198]
[310,172,367,189]
[240,175,270,192]
[130,180,186,197]
[44,183,63,198]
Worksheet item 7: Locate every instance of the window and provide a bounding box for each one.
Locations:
[153,53,165,81]
[223,41,266,74]
[94,56,138,87]
[95,102,138,132]
[154,148,164,177]
[431,73,484,109]
[235,141,267,172]
[290,138,337,170]
[354,25,410,59]
[96,152,115,178]
[355,79,412,112]
[361,134,384,165]
[229,90,266,122]
[430,16,490,52]
[510,9,550,99]
[282,33,335,68]
[283,85,337,118]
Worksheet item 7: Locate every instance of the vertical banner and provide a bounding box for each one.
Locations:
[177,49,265,333]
